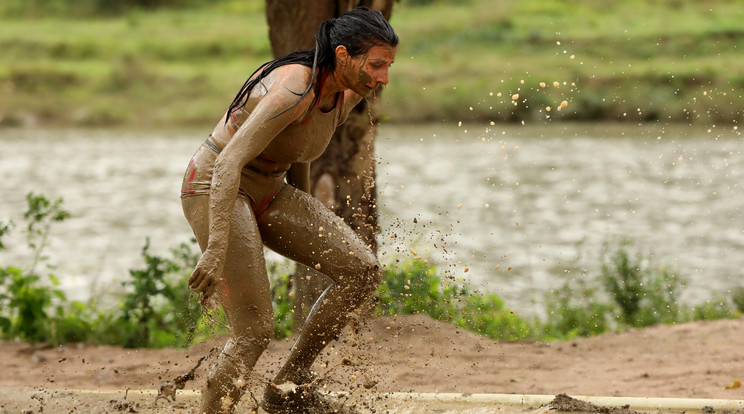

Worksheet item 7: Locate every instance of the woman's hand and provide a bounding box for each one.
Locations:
[189,249,223,304]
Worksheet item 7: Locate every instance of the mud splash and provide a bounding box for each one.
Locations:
[547,394,644,414]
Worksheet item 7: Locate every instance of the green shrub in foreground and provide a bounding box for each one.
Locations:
[731,287,744,314]
[0,193,78,344]
[90,239,203,348]
[601,239,684,328]
[541,279,614,341]
[0,193,211,347]
[376,259,531,341]
[689,296,735,321]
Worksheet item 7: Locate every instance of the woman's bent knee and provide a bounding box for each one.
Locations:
[227,311,273,362]
[343,259,383,301]
[365,261,384,291]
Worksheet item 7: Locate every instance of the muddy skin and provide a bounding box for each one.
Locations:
[339,51,386,98]
[180,44,396,414]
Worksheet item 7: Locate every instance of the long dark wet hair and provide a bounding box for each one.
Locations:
[225,7,398,122]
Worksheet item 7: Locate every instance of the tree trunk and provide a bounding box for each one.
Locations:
[265,0,393,329]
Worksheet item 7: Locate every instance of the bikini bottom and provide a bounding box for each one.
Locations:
[180,135,285,216]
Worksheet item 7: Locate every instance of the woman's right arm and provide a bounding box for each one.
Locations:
[188,67,314,301]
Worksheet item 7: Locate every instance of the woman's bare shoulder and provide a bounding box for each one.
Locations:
[262,64,314,98]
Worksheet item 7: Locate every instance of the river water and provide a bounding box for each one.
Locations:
[1,123,742,315]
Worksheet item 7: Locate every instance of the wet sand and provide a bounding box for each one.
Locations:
[1,314,743,413]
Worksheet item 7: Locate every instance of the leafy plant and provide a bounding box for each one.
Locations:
[376,258,531,341]
[94,238,202,348]
[689,296,734,321]
[269,263,295,339]
[731,287,744,314]
[0,193,75,344]
[541,279,614,340]
[600,239,684,328]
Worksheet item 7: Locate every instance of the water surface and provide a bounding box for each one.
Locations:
[1,123,741,314]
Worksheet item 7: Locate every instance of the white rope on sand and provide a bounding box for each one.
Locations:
[329,391,744,412]
[6,388,743,412]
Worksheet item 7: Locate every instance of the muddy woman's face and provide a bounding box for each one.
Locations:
[340,44,396,96]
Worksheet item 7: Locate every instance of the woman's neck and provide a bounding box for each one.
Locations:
[315,68,344,111]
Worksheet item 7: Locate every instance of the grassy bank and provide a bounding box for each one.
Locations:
[1,0,742,127]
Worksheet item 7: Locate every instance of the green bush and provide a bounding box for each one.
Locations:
[268,263,295,339]
[732,287,744,314]
[92,238,202,348]
[0,193,76,344]
[376,258,531,341]
[0,193,209,347]
[541,280,614,340]
[689,296,735,321]
[601,239,683,327]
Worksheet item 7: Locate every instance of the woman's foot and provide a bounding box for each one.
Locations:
[260,381,356,414]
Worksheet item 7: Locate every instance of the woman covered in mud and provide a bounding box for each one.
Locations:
[180,7,398,414]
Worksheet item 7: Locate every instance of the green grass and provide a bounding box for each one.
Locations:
[1,0,743,126]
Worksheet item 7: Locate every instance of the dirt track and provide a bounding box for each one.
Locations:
[2,315,743,413]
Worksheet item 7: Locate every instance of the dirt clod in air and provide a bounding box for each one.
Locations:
[155,347,218,403]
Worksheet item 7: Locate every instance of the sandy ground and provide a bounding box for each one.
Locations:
[1,314,743,413]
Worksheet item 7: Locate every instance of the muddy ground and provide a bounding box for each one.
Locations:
[1,315,743,413]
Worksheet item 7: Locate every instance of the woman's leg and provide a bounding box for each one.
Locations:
[255,185,383,387]
[182,195,274,414]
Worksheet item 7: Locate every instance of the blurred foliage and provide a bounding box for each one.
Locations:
[732,287,744,314]
[0,193,212,347]
[0,0,742,126]
[92,238,203,348]
[0,0,237,17]
[377,258,531,341]
[600,239,682,327]
[541,278,614,340]
[0,193,77,344]
[268,263,295,339]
